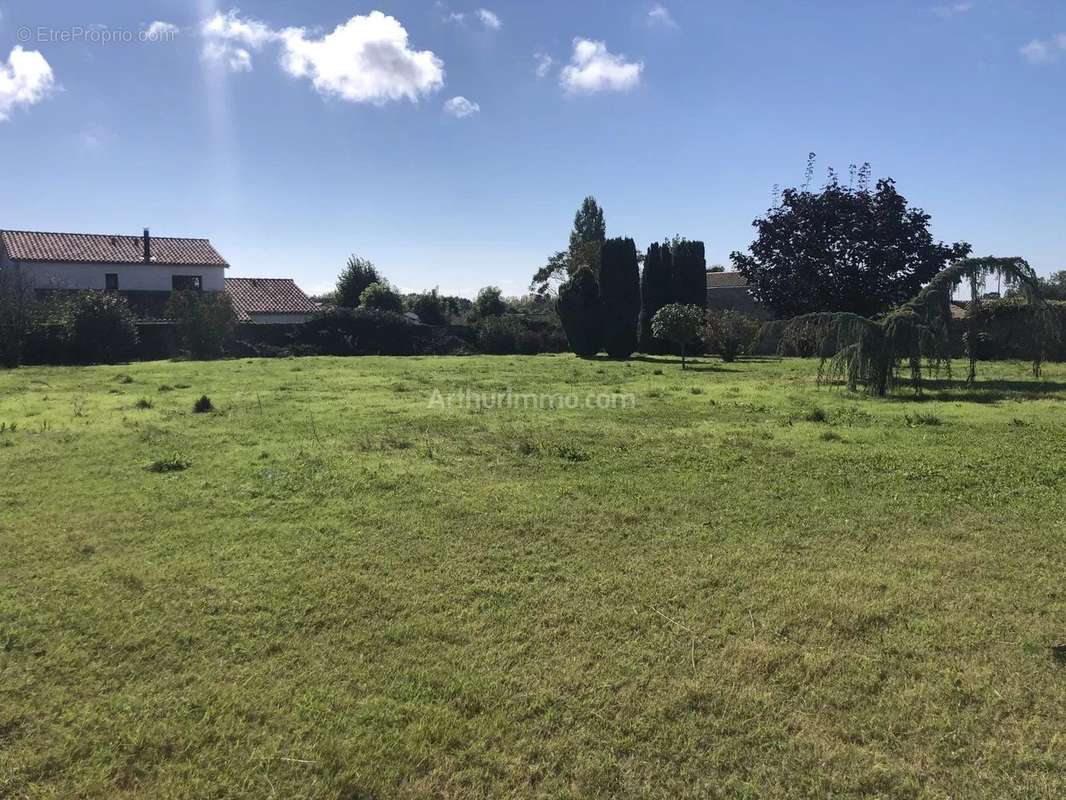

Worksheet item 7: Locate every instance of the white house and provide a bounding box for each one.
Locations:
[0,228,228,293]
[1,228,317,324]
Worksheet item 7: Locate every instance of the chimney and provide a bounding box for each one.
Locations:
[143,228,151,263]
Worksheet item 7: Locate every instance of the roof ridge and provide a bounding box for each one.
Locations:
[1,228,213,242]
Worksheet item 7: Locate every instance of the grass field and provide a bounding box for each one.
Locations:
[2,354,1065,798]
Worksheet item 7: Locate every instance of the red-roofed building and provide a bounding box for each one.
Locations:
[225,278,318,324]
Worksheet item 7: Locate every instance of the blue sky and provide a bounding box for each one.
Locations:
[0,1,1063,296]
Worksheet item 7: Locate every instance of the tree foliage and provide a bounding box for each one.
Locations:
[472,286,507,319]
[407,289,448,325]
[651,304,704,369]
[670,239,707,310]
[0,266,36,367]
[705,310,761,363]
[556,267,604,357]
[531,196,607,294]
[639,242,673,354]
[359,282,404,314]
[166,290,235,359]
[771,257,1054,395]
[599,237,641,359]
[732,164,971,318]
[336,255,382,308]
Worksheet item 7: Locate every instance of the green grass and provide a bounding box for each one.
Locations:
[2,354,1065,798]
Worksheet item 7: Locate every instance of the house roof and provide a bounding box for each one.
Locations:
[0,229,228,267]
[225,278,318,321]
[707,271,750,289]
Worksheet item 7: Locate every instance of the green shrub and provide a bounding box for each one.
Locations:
[704,310,761,362]
[359,282,404,314]
[408,289,448,325]
[146,453,191,473]
[166,291,236,359]
[336,256,382,308]
[472,286,507,320]
[62,292,139,364]
[193,395,214,413]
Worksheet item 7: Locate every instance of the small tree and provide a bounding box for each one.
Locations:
[599,237,640,359]
[46,291,139,364]
[166,291,236,359]
[651,304,704,370]
[705,310,760,362]
[556,267,604,357]
[639,242,672,353]
[359,282,404,313]
[408,289,448,325]
[472,286,507,319]
[530,195,607,294]
[336,255,382,308]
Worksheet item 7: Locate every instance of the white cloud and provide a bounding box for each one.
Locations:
[145,21,179,40]
[443,95,479,117]
[1020,34,1066,64]
[0,46,56,122]
[200,9,275,72]
[533,52,554,78]
[476,9,502,30]
[200,9,445,104]
[278,12,444,104]
[560,38,643,94]
[648,4,678,29]
[932,2,974,18]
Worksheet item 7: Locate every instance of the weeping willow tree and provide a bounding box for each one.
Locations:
[770,257,1055,396]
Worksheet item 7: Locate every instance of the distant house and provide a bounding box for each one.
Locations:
[0,228,227,294]
[706,271,773,319]
[1,228,315,325]
[225,278,317,325]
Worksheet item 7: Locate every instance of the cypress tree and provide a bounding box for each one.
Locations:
[600,237,641,359]
[639,242,673,353]
[671,239,708,310]
[556,267,604,357]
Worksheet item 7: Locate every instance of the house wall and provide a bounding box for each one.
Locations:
[11,261,226,292]
[706,286,774,320]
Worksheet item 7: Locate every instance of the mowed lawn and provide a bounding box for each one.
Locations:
[2,354,1065,798]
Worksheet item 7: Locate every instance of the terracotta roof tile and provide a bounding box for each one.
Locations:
[225,278,317,322]
[1,229,228,267]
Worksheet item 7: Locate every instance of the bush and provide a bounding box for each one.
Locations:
[359,282,404,314]
[166,291,236,359]
[556,267,604,357]
[704,310,761,362]
[336,256,381,308]
[299,307,417,355]
[193,395,214,413]
[473,286,507,320]
[61,292,139,364]
[408,289,448,325]
[477,316,525,354]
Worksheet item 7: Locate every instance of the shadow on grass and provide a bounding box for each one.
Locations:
[818,376,1066,404]
[593,354,739,372]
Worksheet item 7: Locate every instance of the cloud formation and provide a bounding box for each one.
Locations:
[560,38,643,94]
[477,9,502,30]
[0,46,56,122]
[932,2,974,18]
[1020,34,1066,64]
[443,96,480,117]
[201,10,445,104]
[145,21,180,40]
[533,52,554,78]
[648,4,678,29]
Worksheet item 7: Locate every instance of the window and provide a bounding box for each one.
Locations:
[172,275,203,291]
[105,273,119,291]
